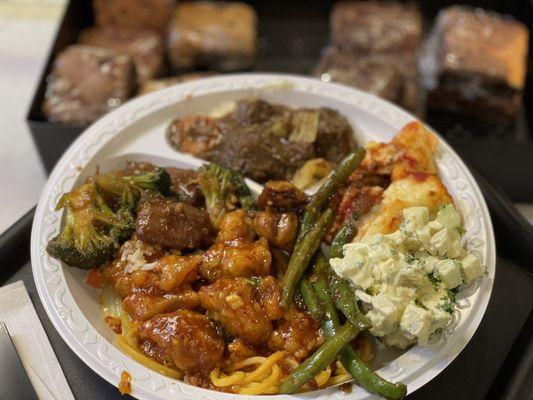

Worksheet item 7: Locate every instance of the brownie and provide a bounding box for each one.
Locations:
[80,27,165,84]
[139,72,219,95]
[92,0,174,37]
[427,6,529,121]
[43,45,136,126]
[167,1,257,71]
[314,47,420,113]
[330,1,422,53]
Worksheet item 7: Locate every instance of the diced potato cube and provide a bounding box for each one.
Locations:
[400,304,433,344]
[461,254,485,283]
[435,259,462,289]
[436,204,462,229]
[402,207,429,233]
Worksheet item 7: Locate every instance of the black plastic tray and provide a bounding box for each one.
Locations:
[26,0,533,201]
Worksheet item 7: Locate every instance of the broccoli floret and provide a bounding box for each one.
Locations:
[46,183,121,269]
[122,167,171,196]
[197,163,255,227]
[93,167,171,204]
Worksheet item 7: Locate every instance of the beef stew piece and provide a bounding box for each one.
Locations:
[43,45,136,125]
[79,27,165,84]
[168,100,357,183]
[136,194,214,249]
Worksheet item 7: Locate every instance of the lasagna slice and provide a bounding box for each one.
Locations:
[354,121,453,241]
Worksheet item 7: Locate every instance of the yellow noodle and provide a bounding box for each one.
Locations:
[210,369,246,387]
[240,351,285,384]
[314,366,332,387]
[238,364,281,395]
[116,335,182,379]
[325,373,352,387]
[230,356,268,371]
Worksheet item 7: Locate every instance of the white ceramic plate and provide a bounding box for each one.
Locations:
[31,74,495,400]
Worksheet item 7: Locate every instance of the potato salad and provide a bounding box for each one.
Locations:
[330,204,485,349]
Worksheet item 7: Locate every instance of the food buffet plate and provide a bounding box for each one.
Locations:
[31,74,495,399]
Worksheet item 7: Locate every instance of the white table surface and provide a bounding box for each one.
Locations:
[0,1,64,234]
[0,1,531,236]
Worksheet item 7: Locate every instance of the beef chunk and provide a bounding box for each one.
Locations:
[138,310,224,374]
[427,6,528,121]
[167,2,257,71]
[43,45,135,125]
[211,117,315,182]
[198,277,272,344]
[257,181,307,211]
[136,195,214,249]
[165,167,204,206]
[92,0,174,37]
[315,108,357,164]
[79,27,165,84]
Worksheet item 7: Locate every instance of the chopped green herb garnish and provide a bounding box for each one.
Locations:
[426,272,441,285]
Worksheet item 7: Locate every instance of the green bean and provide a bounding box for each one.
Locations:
[281,208,334,308]
[312,260,407,400]
[300,148,366,237]
[328,226,371,330]
[279,322,359,394]
[329,273,371,331]
[299,277,323,322]
[329,224,355,259]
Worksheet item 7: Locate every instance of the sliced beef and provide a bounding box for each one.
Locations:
[136,194,214,250]
[198,277,272,344]
[138,310,224,374]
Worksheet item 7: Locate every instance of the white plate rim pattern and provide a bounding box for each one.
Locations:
[31,73,496,400]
